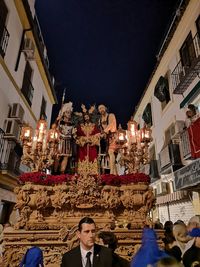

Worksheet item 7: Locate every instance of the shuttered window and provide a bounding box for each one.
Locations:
[21,62,34,106]
[180,32,196,68]
[0,0,8,57]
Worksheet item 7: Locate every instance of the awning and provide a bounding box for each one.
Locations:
[156,190,188,205]
[142,103,152,125]
[154,76,169,102]
[180,81,200,108]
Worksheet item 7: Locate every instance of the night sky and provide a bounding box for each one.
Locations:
[35,0,179,128]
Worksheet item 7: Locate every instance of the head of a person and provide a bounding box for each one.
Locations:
[186,104,197,118]
[83,112,91,123]
[188,228,200,248]
[154,222,163,229]
[98,104,107,115]
[77,217,96,251]
[164,221,173,232]
[174,220,185,226]
[156,257,181,267]
[187,215,200,231]
[173,223,192,245]
[98,231,118,251]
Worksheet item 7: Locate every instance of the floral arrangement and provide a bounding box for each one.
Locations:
[100,173,150,186]
[19,172,73,185]
[19,172,150,186]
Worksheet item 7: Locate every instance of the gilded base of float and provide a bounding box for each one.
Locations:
[2,174,158,266]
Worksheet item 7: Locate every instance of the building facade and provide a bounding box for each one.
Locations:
[0,0,57,225]
[133,0,200,224]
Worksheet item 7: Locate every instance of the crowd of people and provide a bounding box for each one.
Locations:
[12,215,200,267]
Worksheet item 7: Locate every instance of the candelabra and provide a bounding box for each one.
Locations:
[20,118,60,172]
[117,117,152,173]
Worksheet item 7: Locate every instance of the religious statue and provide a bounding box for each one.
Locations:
[98,104,118,175]
[76,104,100,175]
[54,102,75,174]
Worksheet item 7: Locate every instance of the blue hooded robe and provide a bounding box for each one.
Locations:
[20,246,44,267]
[131,228,169,267]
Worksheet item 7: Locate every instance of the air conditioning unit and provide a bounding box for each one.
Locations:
[4,119,20,139]
[22,38,35,60]
[171,121,185,139]
[10,103,24,122]
[156,182,168,195]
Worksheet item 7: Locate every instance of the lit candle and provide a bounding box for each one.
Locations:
[24,129,30,138]
[42,136,47,152]
[32,136,37,150]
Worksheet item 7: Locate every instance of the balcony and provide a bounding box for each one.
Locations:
[180,128,191,159]
[0,22,10,58]
[0,128,22,188]
[171,32,200,94]
[159,143,183,173]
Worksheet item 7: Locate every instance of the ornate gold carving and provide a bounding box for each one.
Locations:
[3,174,159,266]
[77,157,99,175]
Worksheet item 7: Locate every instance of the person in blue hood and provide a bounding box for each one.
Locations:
[131,228,170,267]
[20,246,44,267]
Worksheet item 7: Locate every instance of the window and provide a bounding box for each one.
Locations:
[164,123,175,145]
[0,0,9,57]
[154,74,171,110]
[40,96,47,119]
[142,103,152,127]
[21,62,34,106]
[149,145,159,181]
[0,201,15,224]
[196,15,200,34]
[180,32,196,68]
[161,73,171,110]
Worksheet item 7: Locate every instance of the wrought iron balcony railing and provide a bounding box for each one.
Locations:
[159,143,183,172]
[0,128,22,176]
[0,21,10,58]
[171,32,200,94]
[180,128,191,159]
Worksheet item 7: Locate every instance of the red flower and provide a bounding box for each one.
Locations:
[19,172,150,186]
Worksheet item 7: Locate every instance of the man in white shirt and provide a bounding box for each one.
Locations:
[61,217,113,267]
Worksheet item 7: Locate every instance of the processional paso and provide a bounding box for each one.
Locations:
[20,102,152,176]
[6,101,155,266]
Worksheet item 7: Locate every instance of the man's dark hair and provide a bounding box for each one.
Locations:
[78,217,95,231]
[156,256,180,266]
[98,231,118,251]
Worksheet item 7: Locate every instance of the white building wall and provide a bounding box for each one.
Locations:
[134,0,200,158]
[0,0,56,215]
[168,200,195,224]
[158,200,195,225]
[1,0,54,129]
[133,0,200,222]
[158,205,169,225]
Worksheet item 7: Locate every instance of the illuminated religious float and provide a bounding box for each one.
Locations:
[3,105,161,267]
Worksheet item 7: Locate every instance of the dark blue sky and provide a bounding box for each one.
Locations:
[35,0,178,128]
